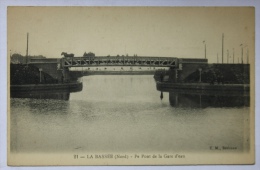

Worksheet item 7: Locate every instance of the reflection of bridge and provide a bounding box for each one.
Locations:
[168,91,249,108]
[60,56,178,68]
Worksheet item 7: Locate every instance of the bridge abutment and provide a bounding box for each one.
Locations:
[29,62,73,83]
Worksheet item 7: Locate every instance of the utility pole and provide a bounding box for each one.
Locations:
[242,47,243,64]
[222,33,224,64]
[233,48,234,64]
[203,41,206,59]
[26,33,29,64]
[240,44,243,64]
[247,48,249,64]
[227,49,229,63]
[198,68,202,83]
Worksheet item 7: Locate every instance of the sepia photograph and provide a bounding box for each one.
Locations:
[7,6,255,166]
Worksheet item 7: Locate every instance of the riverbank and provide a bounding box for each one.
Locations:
[11,82,83,93]
[156,81,249,95]
[10,64,59,85]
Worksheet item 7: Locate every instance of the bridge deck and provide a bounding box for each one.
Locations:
[61,56,178,68]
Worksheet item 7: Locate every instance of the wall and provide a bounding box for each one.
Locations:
[169,63,250,84]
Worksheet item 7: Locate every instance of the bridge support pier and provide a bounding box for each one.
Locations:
[62,67,71,82]
[169,68,179,83]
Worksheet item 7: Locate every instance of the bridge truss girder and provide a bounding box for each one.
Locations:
[61,56,177,68]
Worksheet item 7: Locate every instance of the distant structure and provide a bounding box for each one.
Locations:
[83,52,95,58]
[61,52,74,58]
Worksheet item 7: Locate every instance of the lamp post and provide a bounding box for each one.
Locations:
[39,68,42,83]
[240,44,248,64]
[198,68,202,83]
[222,33,224,64]
[240,44,243,64]
[203,41,206,59]
[227,49,229,63]
[233,48,235,64]
[26,33,29,65]
[247,48,249,64]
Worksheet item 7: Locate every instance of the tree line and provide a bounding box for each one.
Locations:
[10,53,46,64]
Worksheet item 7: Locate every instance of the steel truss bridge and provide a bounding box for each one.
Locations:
[60,56,178,68]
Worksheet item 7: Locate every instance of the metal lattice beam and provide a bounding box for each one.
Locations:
[61,56,178,68]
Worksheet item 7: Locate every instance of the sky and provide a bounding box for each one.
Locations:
[8,7,254,63]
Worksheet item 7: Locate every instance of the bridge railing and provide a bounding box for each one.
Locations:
[178,58,208,64]
[61,56,178,68]
[30,58,59,63]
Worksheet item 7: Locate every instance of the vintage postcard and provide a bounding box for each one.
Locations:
[7,7,255,165]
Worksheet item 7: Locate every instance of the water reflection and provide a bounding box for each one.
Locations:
[10,82,83,101]
[10,75,250,153]
[160,89,249,108]
[11,90,71,100]
[160,91,163,100]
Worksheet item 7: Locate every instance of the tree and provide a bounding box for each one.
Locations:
[11,53,47,64]
[83,52,95,58]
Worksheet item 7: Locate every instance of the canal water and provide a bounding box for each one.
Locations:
[10,75,250,154]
